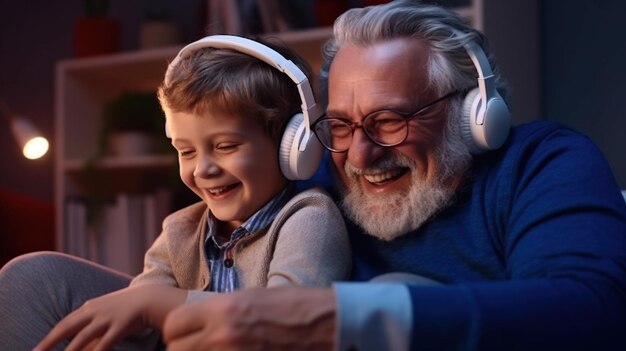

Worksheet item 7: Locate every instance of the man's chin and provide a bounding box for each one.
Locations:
[340,178,453,242]
[341,199,413,241]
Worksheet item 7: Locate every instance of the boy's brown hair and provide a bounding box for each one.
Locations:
[159,38,314,142]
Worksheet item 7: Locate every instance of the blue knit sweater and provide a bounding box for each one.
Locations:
[322,121,626,350]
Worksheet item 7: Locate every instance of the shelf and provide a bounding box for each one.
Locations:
[55,26,333,88]
[64,154,179,198]
[64,154,176,172]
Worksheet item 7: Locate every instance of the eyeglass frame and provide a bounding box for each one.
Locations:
[312,89,464,153]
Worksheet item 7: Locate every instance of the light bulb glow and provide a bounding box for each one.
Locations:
[23,136,49,159]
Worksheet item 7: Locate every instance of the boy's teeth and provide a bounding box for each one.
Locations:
[209,185,231,195]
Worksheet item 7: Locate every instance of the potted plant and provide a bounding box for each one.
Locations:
[100,91,167,157]
[79,91,172,225]
[139,10,182,50]
[73,0,121,57]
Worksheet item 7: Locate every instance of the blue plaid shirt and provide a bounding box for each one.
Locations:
[204,185,294,292]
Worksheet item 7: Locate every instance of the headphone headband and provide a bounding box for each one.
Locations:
[165,35,320,146]
[167,35,308,85]
[452,30,511,153]
[463,40,496,125]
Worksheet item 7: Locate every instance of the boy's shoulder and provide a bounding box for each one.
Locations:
[270,185,344,234]
[276,186,341,221]
[288,185,334,204]
[162,200,207,229]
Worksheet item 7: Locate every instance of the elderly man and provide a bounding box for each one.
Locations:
[162,1,626,350]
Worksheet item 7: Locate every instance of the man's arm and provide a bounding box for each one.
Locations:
[334,282,413,351]
[399,126,626,350]
[163,287,336,351]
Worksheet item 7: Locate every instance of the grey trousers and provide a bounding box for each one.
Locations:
[0,251,158,351]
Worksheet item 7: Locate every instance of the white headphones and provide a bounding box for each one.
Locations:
[164,35,324,180]
[459,39,511,154]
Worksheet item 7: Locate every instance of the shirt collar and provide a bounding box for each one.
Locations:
[205,184,295,248]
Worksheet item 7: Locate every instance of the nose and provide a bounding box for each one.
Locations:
[193,154,220,178]
[346,128,386,169]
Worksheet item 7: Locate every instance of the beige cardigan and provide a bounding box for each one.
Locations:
[130,187,351,301]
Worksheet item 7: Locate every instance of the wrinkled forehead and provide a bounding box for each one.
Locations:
[327,38,432,114]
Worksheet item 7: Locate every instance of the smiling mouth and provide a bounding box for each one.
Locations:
[362,168,408,184]
[207,183,239,196]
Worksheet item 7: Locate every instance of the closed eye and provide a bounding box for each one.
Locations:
[177,149,195,158]
[215,142,239,152]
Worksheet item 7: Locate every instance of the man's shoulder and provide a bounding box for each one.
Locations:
[486,120,593,163]
[471,120,602,189]
[508,120,576,145]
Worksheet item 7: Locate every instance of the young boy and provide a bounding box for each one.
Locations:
[32,36,350,350]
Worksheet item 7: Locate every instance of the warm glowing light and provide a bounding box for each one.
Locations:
[23,136,49,159]
[2,101,51,160]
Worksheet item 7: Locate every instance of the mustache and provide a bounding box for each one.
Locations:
[344,153,416,177]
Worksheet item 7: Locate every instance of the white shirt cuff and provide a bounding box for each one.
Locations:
[333,282,412,351]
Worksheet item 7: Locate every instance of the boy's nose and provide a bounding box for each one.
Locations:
[194,156,220,178]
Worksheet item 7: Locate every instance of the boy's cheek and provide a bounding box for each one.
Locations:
[179,167,198,196]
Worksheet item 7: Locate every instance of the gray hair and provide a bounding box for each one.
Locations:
[322,0,508,101]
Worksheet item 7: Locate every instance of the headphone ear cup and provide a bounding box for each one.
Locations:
[482,94,511,151]
[278,113,324,180]
[460,88,482,154]
[460,87,511,154]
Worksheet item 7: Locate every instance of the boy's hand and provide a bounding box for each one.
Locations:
[34,284,186,351]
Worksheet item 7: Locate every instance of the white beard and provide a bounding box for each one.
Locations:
[338,110,472,241]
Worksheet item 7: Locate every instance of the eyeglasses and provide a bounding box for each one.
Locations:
[312,90,461,153]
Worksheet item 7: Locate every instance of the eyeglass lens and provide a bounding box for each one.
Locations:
[313,111,409,152]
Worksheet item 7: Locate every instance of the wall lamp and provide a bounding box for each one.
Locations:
[1,100,49,160]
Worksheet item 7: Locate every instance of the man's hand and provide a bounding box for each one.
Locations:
[34,284,186,351]
[163,286,337,351]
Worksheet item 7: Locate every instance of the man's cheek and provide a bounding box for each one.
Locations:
[330,155,350,184]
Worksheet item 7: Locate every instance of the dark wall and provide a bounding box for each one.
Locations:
[0,0,203,202]
[0,1,73,201]
[483,0,541,124]
[543,1,626,188]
